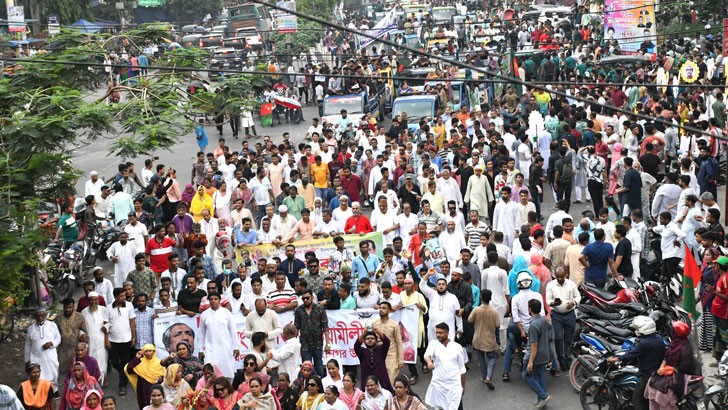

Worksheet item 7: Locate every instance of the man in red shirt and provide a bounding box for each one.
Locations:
[145,224,176,283]
[407,222,429,267]
[344,202,373,234]
[609,86,628,108]
[341,166,363,203]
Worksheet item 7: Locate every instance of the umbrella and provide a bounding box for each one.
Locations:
[273,95,301,110]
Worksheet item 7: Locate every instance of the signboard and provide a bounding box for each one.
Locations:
[48,15,60,35]
[137,0,166,6]
[153,307,420,367]
[723,18,728,58]
[7,6,25,33]
[277,14,298,33]
[604,0,657,59]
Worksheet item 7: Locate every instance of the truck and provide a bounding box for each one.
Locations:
[321,87,391,127]
[430,6,457,23]
[226,2,274,44]
[392,94,439,131]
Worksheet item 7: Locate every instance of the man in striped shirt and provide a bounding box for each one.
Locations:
[266,272,299,314]
[145,224,176,283]
[464,210,488,251]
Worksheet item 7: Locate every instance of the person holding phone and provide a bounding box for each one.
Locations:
[545,267,580,372]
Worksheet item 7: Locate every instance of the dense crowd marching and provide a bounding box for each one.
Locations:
[3,1,728,410]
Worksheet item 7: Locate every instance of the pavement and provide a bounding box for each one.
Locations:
[67,102,635,409]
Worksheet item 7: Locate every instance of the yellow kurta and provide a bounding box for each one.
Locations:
[373,318,403,384]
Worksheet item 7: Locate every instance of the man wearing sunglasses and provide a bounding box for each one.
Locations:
[294,289,331,378]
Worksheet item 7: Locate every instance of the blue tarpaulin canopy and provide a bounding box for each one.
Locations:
[68,19,116,33]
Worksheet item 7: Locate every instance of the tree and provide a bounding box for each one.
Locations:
[37,0,91,25]
[0,27,254,306]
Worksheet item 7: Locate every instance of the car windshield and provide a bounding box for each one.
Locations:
[393,100,433,122]
[324,96,363,115]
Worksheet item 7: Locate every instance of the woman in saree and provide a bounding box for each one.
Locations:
[337,372,362,410]
[194,363,223,404]
[189,186,213,223]
[80,390,102,410]
[161,364,191,407]
[60,362,102,410]
[295,376,324,410]
[360,376,392,410]
[125,344,166,410]
[17,363,54,410]
[238,377,276,410]
[209,378,241,410]
[383,376,426,410]
[231,179,257,217]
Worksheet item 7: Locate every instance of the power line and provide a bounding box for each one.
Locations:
[245,0,726,142]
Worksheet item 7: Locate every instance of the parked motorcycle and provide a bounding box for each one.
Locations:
[569,332,636,392]
[705,350,728,409]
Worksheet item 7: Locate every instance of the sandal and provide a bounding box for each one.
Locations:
[502,372,510,382]
[485,378,495,390]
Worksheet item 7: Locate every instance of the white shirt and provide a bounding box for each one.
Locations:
[160,268,187,299]
[370,209,399,245]
[249,176,273,205]
[93,278,114,307]
[545,279,581,314]
[492,199,520,238]
[653,221,687,260]
[107,241,138,288]
[124,222,148,251]
[511,289,544,332]
[314,219,342,236]
[397,213,420,248]
[271,337,302,381]
[437,177,464,208]
[480,266,509,312]
[545,210,573,238]
[107,301,136,343]
[419,278,462,341]
[85,179,105,197]
[424,339,466,409]
[332,207,353,226]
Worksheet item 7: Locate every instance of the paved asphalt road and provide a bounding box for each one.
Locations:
[70,103,596,409]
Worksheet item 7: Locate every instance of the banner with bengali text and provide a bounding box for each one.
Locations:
[152,306,419,368]
[235,232,384,270]
[604,0,657,58]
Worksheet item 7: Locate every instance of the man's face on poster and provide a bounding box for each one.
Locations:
[164,323,195,354]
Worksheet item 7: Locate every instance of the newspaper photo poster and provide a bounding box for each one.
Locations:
[153,307,419,368]
[604,0,657,58]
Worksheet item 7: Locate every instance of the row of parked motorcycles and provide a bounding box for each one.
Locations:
[567,273,728,409]
[37,201,126,302]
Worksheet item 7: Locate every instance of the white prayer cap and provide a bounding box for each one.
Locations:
[88,291,99,298]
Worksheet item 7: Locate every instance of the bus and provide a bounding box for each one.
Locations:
[226,2,273,43]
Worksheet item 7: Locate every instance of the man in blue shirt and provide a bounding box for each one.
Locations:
[233,218,258,245]
[351,240,381,280]
[578,229,614,288]
[336,109,353,140]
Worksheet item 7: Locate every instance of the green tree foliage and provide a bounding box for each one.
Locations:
[166,0,223,24]
[0,27,253,305]
[38,0,92,25]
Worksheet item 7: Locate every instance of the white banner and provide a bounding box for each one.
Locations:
[153,307,419,368]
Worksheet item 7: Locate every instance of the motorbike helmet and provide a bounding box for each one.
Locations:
[631,316,657,336]
[672,321,690,338]
[516,271,533,290]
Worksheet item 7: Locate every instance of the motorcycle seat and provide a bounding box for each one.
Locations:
[605,325,633,338]
[585,283,618,301]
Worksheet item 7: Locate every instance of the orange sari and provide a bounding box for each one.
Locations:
[19,379,52,410]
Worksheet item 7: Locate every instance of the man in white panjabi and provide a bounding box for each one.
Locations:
[419,270,462,342]
[424,322,466,410]
[492,186,521,248]
[480,251,511,352]
[106,231,138,288]
[199,210,219,257]
[464,164,495,223]
[81,292,110,384]
[199,292,241,378]
[24,307,62,391]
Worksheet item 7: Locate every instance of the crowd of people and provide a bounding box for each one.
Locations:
[5,0,728,410]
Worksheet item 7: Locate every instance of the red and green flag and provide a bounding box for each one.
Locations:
[683,246,701,320]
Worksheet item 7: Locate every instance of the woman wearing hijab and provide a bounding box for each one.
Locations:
[645,321,698,409]
[238,377,276,410]
[181,184,196,209]
[161,364,192,407]
[161,341,204,387]
[18,363,54,410]
[189,186,213,222]
[292,362,316,396]
[528,254,551,298]
[507,255,541,299]
[360,376,392,410]
[60,362,102,410]
[125,344,166,410]
[80,390,102,410]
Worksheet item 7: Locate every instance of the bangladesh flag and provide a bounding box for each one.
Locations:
[683,246,701,320]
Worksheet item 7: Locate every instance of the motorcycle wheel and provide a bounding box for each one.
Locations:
[579,379,616,410]
[57,278,74,301]
[678,398,698,410]
[706,392,727,410]
[570,355,598,393]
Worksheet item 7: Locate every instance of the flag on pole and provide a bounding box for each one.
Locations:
[683,245,701,320]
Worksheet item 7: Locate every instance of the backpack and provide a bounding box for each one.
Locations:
[557,155,575,181]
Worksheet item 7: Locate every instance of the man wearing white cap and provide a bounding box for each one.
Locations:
[464,164,495,223]
[270,205,297,246]
[81,292,109,384]
[25,307,61,391]
[85,171,105,197]
[332,195,353,226]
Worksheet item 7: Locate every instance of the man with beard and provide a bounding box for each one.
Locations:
[420,270,462,343]
[424,322,466,410]
[447,268,473,345]
[372,301,403,385]
[279,244,306,288]
[107,231,138,288]
[25,307,61,392]
[344,202,374,234]
[354,277,380,309]
[55,298,88,376]
[464,164,495,223]
[294,289,331,378]
[353,329,393,393]
[317,277,340,310]
[440,219,467,267]
[92,267,114,307]
[81,292,109,385]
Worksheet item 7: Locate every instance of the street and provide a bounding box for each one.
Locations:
[69,102,593,409]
